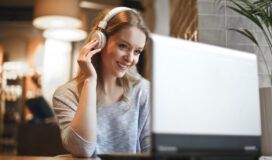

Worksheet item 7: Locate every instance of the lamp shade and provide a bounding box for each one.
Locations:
[43,28,87,42]
[33,0,81,29]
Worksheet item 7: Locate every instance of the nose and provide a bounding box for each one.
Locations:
[124,51,134,63]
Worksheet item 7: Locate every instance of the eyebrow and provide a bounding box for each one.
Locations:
[119,39,144,50]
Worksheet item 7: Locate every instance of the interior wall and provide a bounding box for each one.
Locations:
[0,22,43,63]
[197,0,270,88]
[153,0,170,36]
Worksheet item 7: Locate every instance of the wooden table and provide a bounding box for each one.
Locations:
[0,155,97,160]
[0,154,151,160]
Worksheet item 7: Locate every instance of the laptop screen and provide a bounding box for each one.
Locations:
[150,34,261,157]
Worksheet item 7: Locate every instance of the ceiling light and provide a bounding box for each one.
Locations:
[33,16,81,30]
[43,28,87,42]
[33,0,81,29]
[80,1,115,10]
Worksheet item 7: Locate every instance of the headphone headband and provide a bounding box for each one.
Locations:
[93,7,137,49]
[98,7,136,29]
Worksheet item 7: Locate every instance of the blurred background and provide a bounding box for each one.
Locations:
[0,0,269,157]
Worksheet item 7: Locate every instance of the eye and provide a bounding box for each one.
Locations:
[134,50,142,55]
[118,43,128,49]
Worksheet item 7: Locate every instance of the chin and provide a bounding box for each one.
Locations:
[115,71,126,78]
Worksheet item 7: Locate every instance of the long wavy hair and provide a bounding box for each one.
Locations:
[77,8,150,105]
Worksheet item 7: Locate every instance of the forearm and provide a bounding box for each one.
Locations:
[71,78,97,142]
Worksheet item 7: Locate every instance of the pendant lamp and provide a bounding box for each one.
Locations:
[33,0,81,29]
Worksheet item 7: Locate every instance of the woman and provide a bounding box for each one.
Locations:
[52,7,150,157]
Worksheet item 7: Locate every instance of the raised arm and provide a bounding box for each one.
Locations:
[71,39,101,143]
[53,40,101,157]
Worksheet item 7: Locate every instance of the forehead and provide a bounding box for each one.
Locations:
[110,26,146,48]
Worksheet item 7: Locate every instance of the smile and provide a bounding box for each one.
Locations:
[117,62,130,70]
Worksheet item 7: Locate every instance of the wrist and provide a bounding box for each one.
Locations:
[84,77,97,85]
[77,74,97,83]
[85,77,96,82]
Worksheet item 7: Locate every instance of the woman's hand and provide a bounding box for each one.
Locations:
[77,39,101,80]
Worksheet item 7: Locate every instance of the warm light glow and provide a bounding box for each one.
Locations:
[80,1,115,9]
[43,28,87,42]
[3,61,33,79]
[42,39,72,106]
[33,16,81,30]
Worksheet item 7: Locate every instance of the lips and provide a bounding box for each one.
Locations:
[117,62,130,70]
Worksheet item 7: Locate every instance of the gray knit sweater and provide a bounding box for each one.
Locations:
[52,78,151,157]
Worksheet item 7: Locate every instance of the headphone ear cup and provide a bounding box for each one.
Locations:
[92,30,107,49]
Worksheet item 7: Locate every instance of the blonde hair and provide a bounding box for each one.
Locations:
[78,8,149,105]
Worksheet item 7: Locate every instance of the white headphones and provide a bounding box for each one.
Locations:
[91,7,137,49]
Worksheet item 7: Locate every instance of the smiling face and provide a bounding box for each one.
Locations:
[101,26,146,78]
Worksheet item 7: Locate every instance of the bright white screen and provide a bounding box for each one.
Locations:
[151,34,261,136]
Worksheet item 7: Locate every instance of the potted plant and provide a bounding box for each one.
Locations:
[228,0,272,156]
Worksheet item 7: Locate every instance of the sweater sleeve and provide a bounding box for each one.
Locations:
[138,80,151,152]
[52,85,96,157]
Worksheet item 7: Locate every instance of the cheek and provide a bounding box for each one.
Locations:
[109,49,123,59]
[133,56,140,65]
[103,51,116,62]
[103,43,120,61]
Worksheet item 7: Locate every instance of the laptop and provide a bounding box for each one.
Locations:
[151,34,261,159]
[25,96,54,123]
[98,34,261,159]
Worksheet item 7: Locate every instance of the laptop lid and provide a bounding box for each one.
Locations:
[150,34,261,157]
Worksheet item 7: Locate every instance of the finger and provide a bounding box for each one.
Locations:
[85,39,100,50]
[78,39,101,62]
[86,48,102,58]
[79,41,99,59]
[79,42,97,56]
[78,48,101,63]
